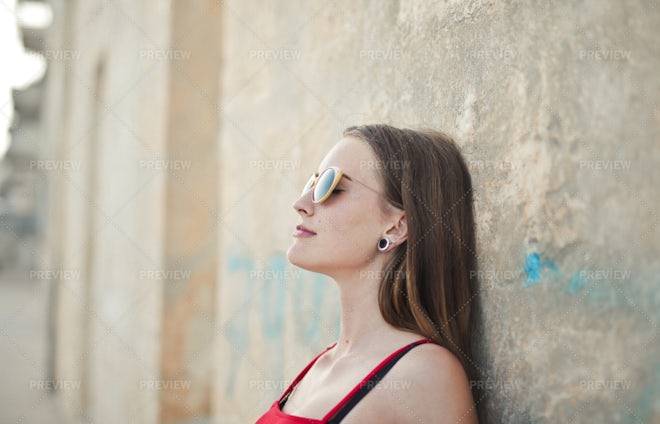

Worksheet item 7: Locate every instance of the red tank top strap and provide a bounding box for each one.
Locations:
[321,338,434,422]
[277,342,338,403]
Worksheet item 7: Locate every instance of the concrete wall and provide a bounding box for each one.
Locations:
[214,1,659,423]
[42,1,220,423]
[42,1,171,422]
[39,0,658,423]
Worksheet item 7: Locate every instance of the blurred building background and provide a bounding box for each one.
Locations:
[0,0,658,423]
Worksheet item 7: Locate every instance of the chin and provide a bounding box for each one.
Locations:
[286,243,323,274]
[286,244,309,269]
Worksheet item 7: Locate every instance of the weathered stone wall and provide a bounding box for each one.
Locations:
[42,1,171,422]
[42,1,221,423]
[214,1,659,422]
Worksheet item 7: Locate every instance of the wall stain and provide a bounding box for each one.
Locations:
[523,252,559,286]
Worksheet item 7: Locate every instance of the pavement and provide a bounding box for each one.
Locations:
[0,268,67,423]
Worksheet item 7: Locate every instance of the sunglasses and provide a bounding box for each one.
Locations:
[301,166,346,204]
[301,166,389,205]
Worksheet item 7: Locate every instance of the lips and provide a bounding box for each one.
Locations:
[293,225,316,238]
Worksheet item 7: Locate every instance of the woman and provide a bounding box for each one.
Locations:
[256,124,480,423]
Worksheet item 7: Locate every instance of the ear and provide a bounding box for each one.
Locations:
[384,211,407,247]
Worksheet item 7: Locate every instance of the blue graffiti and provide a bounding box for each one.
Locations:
[523,252,559,286]
[292,273,331,348]
[261,255,287,341]
[567,274,585,294]
[224,252,255,396]
[522,252,631,303]
[224,251,336,396]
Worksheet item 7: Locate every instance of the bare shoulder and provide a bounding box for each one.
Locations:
[380,342,478,423]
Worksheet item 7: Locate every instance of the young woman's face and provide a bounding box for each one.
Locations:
[287,136,394,277]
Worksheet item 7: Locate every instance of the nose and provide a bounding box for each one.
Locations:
[293,188,314,216]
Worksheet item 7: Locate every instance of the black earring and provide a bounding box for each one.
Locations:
[377,237,391,252]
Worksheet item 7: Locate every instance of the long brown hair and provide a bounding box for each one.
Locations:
[344,124,481,404]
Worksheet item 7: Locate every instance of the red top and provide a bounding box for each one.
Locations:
[255,338,434,423]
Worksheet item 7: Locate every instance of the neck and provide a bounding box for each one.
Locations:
[331,262,393,357]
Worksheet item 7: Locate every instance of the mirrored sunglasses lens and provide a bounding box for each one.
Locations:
[314,168,336,202]
[302,174,316,195]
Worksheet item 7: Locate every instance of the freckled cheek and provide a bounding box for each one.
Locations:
[323,203,373,241]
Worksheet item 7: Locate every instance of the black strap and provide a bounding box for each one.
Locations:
[278,392,290,409]
[326,340,430,423]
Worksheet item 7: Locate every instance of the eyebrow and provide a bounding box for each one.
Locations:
[314,169,354,181]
